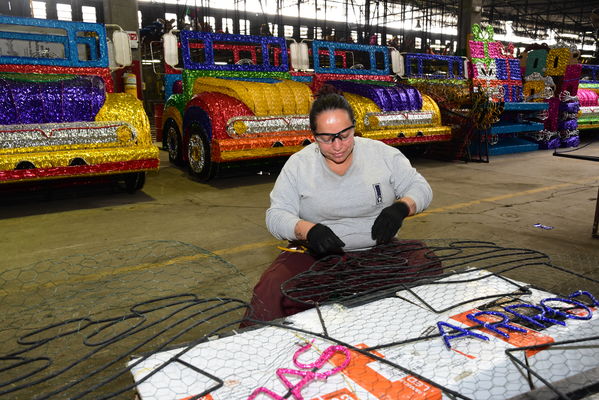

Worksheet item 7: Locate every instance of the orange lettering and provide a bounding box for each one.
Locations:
[310,388,359,400]
[180,395,213,400]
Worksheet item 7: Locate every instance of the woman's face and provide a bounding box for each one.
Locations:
[313,108,355,165]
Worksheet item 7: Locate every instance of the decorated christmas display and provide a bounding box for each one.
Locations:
[468,24,522,103]
[466,24,548,160]
[288,40,452,147]
[521,43,582,149]
[0,15,159,189]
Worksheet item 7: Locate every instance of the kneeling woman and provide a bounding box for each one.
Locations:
[246,92,434,323]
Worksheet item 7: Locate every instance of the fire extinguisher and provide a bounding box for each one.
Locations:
[122,71,138,98]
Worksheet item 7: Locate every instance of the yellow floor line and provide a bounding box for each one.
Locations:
[1,240,284,297]
[413,177,598,219]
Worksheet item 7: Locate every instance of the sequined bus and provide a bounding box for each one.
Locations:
[287,40,453,146]
[0,15,159,191]
[162,31,313,181]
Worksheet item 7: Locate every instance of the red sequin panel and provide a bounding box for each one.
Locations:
[0,159,159,182]
[311,73,394,93]
[185,92,254,141]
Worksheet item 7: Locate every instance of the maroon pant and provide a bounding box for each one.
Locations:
[242,240,441,326]
[242,250,317,326]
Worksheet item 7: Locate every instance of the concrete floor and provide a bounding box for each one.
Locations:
[1,140,598,399]
[1,142,598,280]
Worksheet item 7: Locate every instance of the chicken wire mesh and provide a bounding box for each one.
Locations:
[1,239,599,400]
[0,240,250,400]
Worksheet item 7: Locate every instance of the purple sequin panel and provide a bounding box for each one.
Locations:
[558,119,578,131]
[539,137,561,150]
[327,80,423,111]
[559,101,580,113]
[561,135,580,147]
[0,76,106,125]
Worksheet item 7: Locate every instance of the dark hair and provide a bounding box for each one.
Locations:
[309,93,355,132]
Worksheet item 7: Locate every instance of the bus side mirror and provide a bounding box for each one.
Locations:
[112,30,132,67]
[163,31,179,69]
[289,41,309,71]
[298,42,309,70]
[289,42,300,70]
[389,48,404,76]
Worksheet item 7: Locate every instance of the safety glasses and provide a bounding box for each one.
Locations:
[313,125,355,144]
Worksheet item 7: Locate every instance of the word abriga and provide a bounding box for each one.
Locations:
[437,290,598,349]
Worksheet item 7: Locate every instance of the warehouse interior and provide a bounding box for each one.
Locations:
[0,0,599,399]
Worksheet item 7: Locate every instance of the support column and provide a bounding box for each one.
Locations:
[71,0,83,22]
[103,0,142,98]
[363,0,370,44]
[0,1,10,15]
[8,0,32,17]
[456,0,482,56]
[46,0,58,20]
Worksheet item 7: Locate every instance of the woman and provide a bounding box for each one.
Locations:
[246,93,433,323]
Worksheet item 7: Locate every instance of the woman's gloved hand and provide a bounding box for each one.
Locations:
[371,201,410,244]
[307,223,345,257]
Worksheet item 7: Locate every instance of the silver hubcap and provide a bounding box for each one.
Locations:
[167,126,179,160]
[188,134,205,173]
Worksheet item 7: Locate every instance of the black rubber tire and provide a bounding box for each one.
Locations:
[124,172,146,193]
[187,125,217,182]
[164,120,183,165]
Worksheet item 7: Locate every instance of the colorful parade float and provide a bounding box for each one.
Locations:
[521,43,583,150]
[160,32,452,181]
[0,16,159,191]
[466,25,549,161]
[400,25,587,161]
[392,25,539,162]
[287,39,452,146]
[161,31,314,181]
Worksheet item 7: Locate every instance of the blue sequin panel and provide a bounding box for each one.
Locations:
[179,31,289,72]
[0,15,108,68]
[403,53,465,79]
[312,40,390,76]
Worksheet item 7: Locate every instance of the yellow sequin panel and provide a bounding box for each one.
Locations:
[545,48,570,76]
[421,94,442,126]
[282,80,312,115]
[523,81,545,101]
[0,146,158,170]
[343,92,381,134]
[95,93,152,146]
[238,80,270,116]
[193,77,312,116]
[274,80,300,114]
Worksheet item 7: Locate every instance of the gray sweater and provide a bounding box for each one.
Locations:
[266,137,433,251]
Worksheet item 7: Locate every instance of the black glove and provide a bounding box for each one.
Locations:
[371,201,410,244]
[307,223,345,257]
